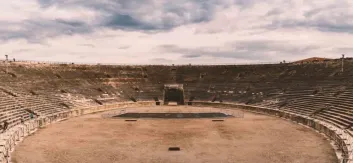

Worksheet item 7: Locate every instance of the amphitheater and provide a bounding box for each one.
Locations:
[0,58,353,163]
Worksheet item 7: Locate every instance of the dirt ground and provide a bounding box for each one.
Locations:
[12,106,337,163]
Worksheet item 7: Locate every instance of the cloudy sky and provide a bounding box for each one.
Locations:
[0,0,352,64]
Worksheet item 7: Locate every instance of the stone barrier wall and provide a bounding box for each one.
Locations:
[2,101,351,163]
[0,101,155,163]
[191,102,353,163]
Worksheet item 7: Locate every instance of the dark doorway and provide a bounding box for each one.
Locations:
[164,84,184,105]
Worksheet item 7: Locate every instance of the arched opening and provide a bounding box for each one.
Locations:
[164,84,184,105]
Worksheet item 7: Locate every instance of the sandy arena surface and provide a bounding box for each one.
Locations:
[12,106,337,163]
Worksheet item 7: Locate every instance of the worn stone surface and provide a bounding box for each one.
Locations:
[12,106,337,163]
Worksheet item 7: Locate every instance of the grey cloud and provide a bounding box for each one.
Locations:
[337,47,353,51]
[158,40,320,61]
[314,21,353,33]
[150,58,174,63]
[266,8,283,16]
[158,44,177,49]
[303,2,349,18]
[267,19,353,34]
[333,47,353,53]
[36,0,226,32]
[37,0,55,7]
[100,0,218,31]
[79,44,95,48]
[266,2,353,34]
[37,0,109,9]
[158,44,265,60]
[0,18,92,42]
[103,14,156,31]
[303,8,323,18]
[233,41,320,54]
[235,0,257,7]
[183,54,202,58]
[55,19,86,27]
[6,0,352,44]
[0,0,231,42]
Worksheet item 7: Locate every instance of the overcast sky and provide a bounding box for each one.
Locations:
[0,0,352,64]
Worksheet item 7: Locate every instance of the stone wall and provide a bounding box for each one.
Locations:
[0,101,155,163]
[2,100,352,163]
[191,102,353,163]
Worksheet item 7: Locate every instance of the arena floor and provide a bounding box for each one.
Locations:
[12,106,337,163]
